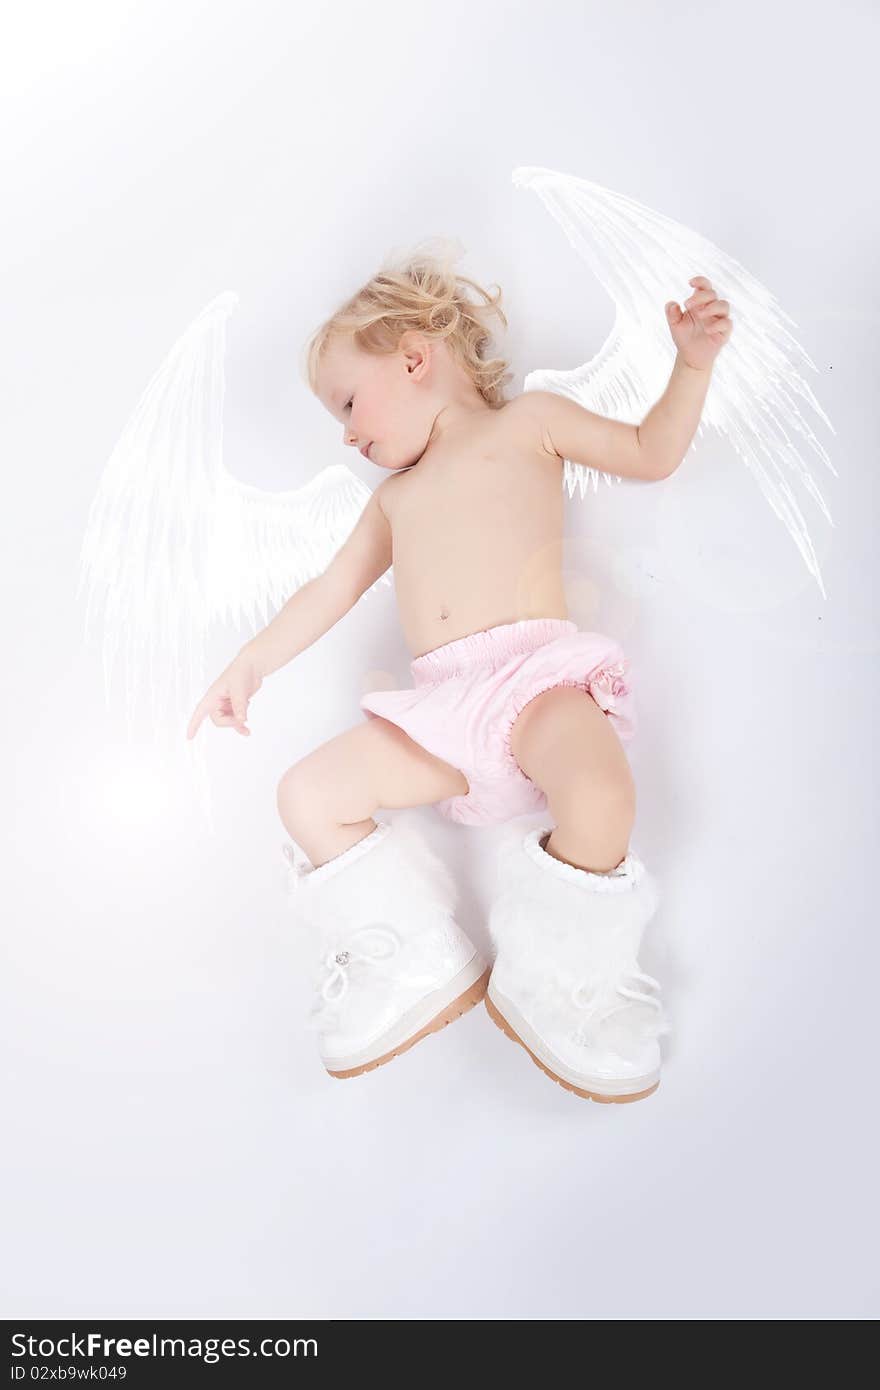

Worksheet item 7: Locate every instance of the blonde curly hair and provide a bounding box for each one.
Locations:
[303,237,514,410]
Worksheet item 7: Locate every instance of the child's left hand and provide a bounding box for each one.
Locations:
[665,276,733,370]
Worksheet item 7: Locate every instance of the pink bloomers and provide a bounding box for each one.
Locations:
[360,618,636,827]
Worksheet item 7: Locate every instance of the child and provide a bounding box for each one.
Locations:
[186,248,731,1102]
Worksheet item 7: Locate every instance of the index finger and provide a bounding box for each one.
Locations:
[187,702,207,741]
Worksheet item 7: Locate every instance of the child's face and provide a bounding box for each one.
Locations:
[314,334,441,472]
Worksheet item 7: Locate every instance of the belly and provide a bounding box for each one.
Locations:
[393,533,569,658]
[385,443,569,658]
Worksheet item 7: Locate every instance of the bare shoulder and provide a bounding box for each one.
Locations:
[502,391,558,459]
[374,471,405,520]
[374,396,554,523]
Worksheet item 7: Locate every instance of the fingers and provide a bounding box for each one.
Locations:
[684,287,716,310]
[693,299,730,320]
[684,276,731,335]
[186,691,250,740]
[186,655,263,742]
[229,685,250,735]
[685,277,728,313]
[200,714,250,737]
[213,711,248,732]
[213,704,250,735]
[186,702,206,741]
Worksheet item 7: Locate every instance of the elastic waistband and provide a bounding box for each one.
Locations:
[411,618,578,684]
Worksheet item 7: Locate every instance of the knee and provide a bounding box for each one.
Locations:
[276,762,326,822]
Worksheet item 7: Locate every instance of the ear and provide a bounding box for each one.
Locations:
[399,331,431,380]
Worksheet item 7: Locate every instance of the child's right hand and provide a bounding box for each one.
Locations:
[186,650,265,740]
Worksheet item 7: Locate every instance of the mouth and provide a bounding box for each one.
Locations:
[359,443,372,460]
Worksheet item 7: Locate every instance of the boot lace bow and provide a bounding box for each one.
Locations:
[570,969,665,1038]
[319,923,400,1002]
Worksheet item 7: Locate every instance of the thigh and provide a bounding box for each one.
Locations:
[280,715,470,815]
[509,685,635,807]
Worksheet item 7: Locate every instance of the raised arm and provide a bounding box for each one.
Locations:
[520,355,714,483]
[519,390,664,482]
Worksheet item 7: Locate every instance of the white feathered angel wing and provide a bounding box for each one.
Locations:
[511,166,836,598]
[78,291,385,755]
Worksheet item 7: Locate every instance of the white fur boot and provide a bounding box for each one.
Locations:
[281,817,489,1078]
[486,826,670,1103]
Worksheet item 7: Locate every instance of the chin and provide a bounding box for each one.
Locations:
[378,439,423,471]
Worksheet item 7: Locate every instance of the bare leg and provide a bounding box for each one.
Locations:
[277,716,470,867]
[509,686,636,873]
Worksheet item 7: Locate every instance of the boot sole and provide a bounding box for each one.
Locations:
[323,958,490,1078]
[485,990,660,1105]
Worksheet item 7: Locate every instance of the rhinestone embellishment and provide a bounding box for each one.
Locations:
[335,950,351,966]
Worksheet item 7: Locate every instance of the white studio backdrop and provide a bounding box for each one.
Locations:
[2,0,878,1319]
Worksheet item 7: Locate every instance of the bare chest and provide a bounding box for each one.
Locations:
[381,404,568,656]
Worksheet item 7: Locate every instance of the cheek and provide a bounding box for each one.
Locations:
[362,404,384,437]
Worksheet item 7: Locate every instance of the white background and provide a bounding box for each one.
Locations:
[3,0,878,1319]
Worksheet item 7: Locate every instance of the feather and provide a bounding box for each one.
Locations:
[77,292,383,820]
[512,166,836,598]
